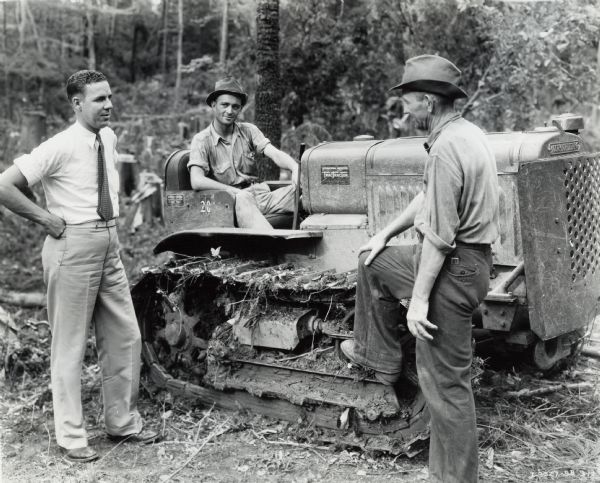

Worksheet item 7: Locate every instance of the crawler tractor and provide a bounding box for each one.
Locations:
[132,114,599,455]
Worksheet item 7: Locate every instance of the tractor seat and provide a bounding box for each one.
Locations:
[164,149,294,229]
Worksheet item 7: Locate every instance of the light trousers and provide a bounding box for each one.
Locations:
[234,182,296,229]
[42,222,142,450]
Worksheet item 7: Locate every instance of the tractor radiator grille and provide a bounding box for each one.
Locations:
[564,155,600,282]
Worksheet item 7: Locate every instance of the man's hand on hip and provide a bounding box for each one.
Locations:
[46,214,66,239]
[407,296,438,341]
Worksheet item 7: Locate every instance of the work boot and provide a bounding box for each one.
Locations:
[108,428,161,444]
[340,340,400,386]
[63,446,99,463]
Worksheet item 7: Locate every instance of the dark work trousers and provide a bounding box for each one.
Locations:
[353,243,492,483]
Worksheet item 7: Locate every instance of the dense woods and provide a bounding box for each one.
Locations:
[1,0,600,169]
[2,3,600,481]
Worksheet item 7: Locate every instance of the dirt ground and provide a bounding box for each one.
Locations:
[1,348,599,483]
[1,210,600,482]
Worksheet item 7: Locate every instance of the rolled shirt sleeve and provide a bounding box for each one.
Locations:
[414,154,462,254]
[188,133,211,176]
[246,123,270,154]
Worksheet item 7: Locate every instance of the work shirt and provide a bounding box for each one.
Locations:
[14,122,120,224]
[187,122,271,187]
[414,114,499,254]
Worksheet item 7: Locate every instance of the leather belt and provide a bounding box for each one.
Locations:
[67,219,117,228]
[455,241,491,252]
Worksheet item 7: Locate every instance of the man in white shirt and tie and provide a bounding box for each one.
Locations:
[0,70,158,462]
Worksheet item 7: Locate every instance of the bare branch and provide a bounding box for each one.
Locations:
[461,60,495,116]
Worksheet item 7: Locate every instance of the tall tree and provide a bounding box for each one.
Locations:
[160,0,169,78]
[3,0,10,120]
[174,0,183,106]
[219,0,228,66]
[85,0,96,70]
[255,0,281,181]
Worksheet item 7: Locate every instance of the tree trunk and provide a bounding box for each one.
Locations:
[3,0,11,121]
[24,0,41,54]
[594,37,600,129]
[19,110,47,153]
[131,24,139,82]
[161,0,169,78]
[219,0,228,66]
[255,0,282,181]
[174,0,183,107]
[108,0,117,48]
[86,1,96,70]
[17,0,25,50]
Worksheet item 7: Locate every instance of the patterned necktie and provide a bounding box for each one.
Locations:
[96,134,114,221]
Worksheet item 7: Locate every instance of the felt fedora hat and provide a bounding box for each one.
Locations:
[206,76,248,106]
[391,55,468,99]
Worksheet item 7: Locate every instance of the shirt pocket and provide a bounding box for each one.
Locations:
[238,149,257,177]
[212,160,235,184]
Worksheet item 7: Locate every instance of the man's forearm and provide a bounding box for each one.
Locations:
[275,152,297,172]
[0,181,51,226]
[378,191,424,241]
[264,145,297,172]
[190,172,234,192]
[412,236,446,303]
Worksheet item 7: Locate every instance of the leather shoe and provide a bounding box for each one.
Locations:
[340,340,400,386]
[64,446,99,463]
[108,428,161,444]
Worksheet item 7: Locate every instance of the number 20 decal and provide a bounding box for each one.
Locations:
[200,200,211,213]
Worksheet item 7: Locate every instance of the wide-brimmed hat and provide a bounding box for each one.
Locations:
[206,77,248,106]
[390,55,468,99]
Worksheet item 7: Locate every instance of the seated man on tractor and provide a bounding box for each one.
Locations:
[188,77,299,229]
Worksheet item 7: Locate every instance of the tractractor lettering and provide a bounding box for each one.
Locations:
[321,165,350,185]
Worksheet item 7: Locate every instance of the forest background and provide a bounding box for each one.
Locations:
[1,2,600,480]
[1,0,600,181]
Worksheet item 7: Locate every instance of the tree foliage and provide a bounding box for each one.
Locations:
[1,0,599,159]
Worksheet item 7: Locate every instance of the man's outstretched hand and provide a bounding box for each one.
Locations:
[406,296,438,341]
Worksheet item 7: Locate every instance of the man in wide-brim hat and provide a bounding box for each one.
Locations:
[341,55,500,483]
[188,76,299,229]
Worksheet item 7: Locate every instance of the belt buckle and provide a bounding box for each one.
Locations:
[95,219,111,228]
[450,257,460,265]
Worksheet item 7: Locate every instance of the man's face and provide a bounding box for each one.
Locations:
[401,92,429,131]
[73,81,112,132]
[212,94,243,127]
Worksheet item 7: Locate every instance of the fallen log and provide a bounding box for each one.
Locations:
[0,289,46,307]
[581,347,600,360]
[506,382,594,399]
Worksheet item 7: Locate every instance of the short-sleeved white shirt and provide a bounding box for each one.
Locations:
[14,121,120,224]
